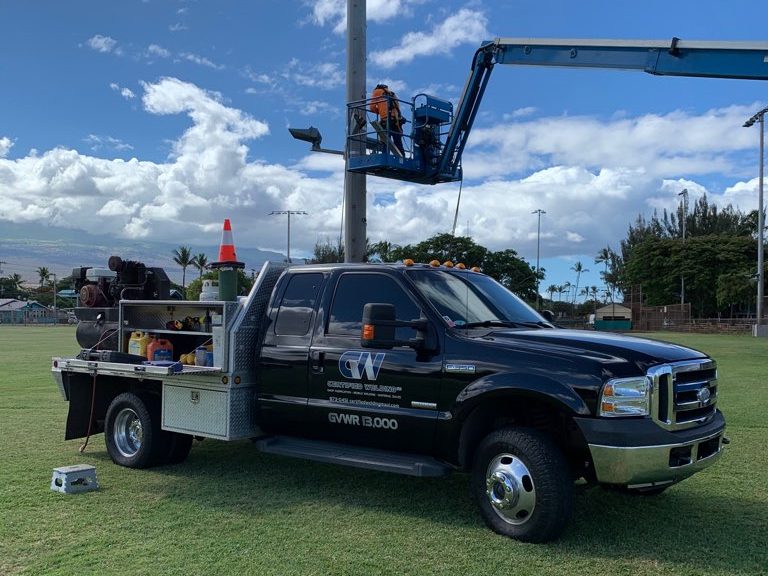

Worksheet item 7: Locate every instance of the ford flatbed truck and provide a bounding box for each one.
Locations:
[53,260,725,542]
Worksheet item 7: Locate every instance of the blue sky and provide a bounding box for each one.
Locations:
[1,0,768,298]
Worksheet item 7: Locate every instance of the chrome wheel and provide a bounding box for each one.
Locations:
[114,407,143,458]
[485,453,536,525]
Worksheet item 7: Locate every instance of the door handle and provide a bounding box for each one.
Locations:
[311,351,325,373]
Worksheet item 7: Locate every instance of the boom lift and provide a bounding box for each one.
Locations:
[347,37,768,185]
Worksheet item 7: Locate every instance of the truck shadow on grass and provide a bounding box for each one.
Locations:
[110,439,766,573]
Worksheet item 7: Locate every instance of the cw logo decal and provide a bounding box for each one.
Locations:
[339,351,386,380]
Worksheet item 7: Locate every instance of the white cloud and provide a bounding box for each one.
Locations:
[86,34,118,53]
[169,22,188,32]
[284,59,344,89]
[147,44,171,58]
[463,104,758,181]
[297,100,339,116]
[370,9,488,68]
[0,137,12,158]
[0,78,762,268]
[308,0,422,34]
[505,107,537,120]
[180,52,225,70]
[84,134,134,152]
[110,83,136,100]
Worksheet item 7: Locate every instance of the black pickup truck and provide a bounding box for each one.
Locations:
[53,260,725,542]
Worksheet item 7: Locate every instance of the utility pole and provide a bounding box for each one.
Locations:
[344,0,367,262]
[52,272,57,323]
[269,211,307,263]
[532,209,546,309]
[678,188,688,306]
[744,108,768,328]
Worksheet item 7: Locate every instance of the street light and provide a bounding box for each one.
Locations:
[743,107,768,326]
[52,272,57,323]
[532,209,546,309]
[678,188,688,306]
[288,127,344,156]
[269,210,308,264]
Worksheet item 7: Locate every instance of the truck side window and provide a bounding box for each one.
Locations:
[328,273,421,338]
[275,273,323,336]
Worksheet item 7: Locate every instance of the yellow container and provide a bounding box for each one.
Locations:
[128,331,151,358]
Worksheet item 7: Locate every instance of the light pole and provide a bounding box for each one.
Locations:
[744,107,768,326]
[269,210,307,264]
[678,188,688,306]
[532,209,546,309]
[52,272,57,323]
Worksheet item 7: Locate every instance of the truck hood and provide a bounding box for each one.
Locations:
[476,328,707,369]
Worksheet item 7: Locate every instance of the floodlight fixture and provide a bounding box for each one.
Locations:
[289,126,344,156]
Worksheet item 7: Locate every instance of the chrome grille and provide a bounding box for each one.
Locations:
[648,359,718,431]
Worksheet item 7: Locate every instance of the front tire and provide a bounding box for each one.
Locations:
[105,392,162,468]
[472,428,573,543]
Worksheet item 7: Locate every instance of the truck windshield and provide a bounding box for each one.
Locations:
[406,269,549,328]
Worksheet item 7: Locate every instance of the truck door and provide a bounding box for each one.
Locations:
[257,272,325,434]
[308,271,443,453]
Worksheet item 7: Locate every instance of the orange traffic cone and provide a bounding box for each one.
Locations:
[216,218,239,263]
[210,218,244,302]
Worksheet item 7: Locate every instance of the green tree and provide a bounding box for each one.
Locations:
[311,240,344,263]
[716,271,755,317]
[172,246,193,293]
[390,233,487,266]
[368,240,399,262]
[546,284,558,303]
[36,266,50,288]
[0,273,26,299]
[389,234,538,302]
[622,235,756,317]
[570,261,588,305]
[482,249,538,301]
[192,253,209,280]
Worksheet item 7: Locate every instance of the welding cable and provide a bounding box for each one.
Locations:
[77,326,119,452]
[78,372,98,453]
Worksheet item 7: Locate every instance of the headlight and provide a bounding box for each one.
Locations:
[599,377,650,417]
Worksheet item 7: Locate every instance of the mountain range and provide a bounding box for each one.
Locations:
[0,222,286,285]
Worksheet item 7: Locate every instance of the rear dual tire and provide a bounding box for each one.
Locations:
[105,392,192,468]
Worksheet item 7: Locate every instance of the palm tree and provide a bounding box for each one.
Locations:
[192,253,209,280]
[589,286,599,314]
[570,261,588,305]
[595,246,617,305]
[8,273,23,292]
[172,246,193,292]
[546,284,558,303]
[36,266,50,288]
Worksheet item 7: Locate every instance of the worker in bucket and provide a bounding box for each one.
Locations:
[370,83,406,157]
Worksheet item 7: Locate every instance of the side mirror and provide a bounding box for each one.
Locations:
[540,309,555,323]
[361,303,431,350]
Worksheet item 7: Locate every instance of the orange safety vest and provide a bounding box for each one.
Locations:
[370,86,403,125]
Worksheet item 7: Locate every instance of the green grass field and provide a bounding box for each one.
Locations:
[1,327,766,575]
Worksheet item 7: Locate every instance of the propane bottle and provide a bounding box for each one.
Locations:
[127,331,151,358]
[147,337,174,362]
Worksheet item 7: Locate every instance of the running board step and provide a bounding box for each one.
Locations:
[255,436,452,477]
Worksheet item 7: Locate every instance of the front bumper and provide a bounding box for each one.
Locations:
[575,410,726,488]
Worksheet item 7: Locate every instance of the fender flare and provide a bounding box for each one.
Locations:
[452,372,592,468]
